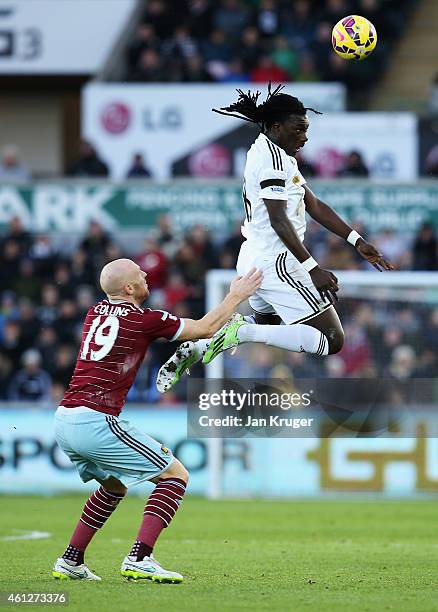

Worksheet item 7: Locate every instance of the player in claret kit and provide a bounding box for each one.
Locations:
[156,84,393,393]
[52,258,261,583]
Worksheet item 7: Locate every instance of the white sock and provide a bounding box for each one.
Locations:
[243,315,257,324]
[237,323,329,356]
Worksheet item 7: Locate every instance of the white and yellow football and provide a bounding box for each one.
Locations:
[332,15,377,61]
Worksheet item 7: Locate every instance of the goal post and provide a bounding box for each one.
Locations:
[205,269,438,499]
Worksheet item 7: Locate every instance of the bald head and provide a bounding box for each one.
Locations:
[100,258,140,297]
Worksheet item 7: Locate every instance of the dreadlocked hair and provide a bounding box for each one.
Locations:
[212,82,322,132]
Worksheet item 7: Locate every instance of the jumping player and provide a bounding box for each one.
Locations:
[52,258,261,582]
[156,84,393,392]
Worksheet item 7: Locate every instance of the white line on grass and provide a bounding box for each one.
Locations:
[0,530,51,541]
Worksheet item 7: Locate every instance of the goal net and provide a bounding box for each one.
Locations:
[203,270,438,498]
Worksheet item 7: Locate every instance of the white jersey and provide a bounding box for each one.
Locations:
[241,133,307,257]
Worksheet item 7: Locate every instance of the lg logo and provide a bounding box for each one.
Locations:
[142,107,182,130]
[100,102,131,135]
[100,104,182,134]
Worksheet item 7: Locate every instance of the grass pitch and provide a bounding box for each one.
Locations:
[0,496,437,611]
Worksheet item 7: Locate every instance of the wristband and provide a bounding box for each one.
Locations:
[301,256,318,272]
[347,230,362,246]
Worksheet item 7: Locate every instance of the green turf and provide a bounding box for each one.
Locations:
[0,496,437,611]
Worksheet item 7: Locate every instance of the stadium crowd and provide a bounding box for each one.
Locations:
[125,0,414,104]
[0,213,437,404]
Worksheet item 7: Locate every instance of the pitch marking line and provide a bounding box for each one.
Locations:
[0,530,51,541]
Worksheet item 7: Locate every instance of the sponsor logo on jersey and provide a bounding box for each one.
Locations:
[270,186,285,193]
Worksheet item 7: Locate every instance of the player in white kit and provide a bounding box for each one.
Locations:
[156,84,393,392]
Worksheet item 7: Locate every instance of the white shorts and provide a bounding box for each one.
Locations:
[237,241,332,325]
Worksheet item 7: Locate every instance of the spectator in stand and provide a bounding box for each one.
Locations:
[374,228,408,269]
[68,140,109,177]
[135,237,168,290]
[0,320,24,371]
[270,36,299,80]
[126,153,153,179]
[141,0,176,40]
[29,234,56,278]
[322,234,358,270]
[0,145,30,183]
[51,345,76,389]
[126,23,159,72]
[70,249,95,287]
[162,25,198,62]
[53,300,79,345]
[221,58,249,83]
[412,223,438,270]
[157,215,178,258]
[54,263,75,300]
[213,0,249,42]
[338,323,371,376]
[130,48,164,81]
[13,260,39,303]
[3,216,32,256]
[80,220,112,274]
[312,21,333,76]
[413,348,438,378]
[184,54,213,82]
[251,0,281,39]
[239,26,263,72]
[36,326,59,373]
[0,354,12,399]
[282,0,315,51]
[8,348,52,401]
[296,53,320,82]
[250,54,289,83]
[202,29,233,79]
[0,292,18,340]
[323,0,353,24]
[337,151,370,178]
[0,240,21,290]
[387,345,416,380]
[188,0,214,39]
[322,52,350,84]
[187,224,219,270]
[16,299,39,349]
[374,326,404,370]
[163,272,190,311]
[38,284,59,326]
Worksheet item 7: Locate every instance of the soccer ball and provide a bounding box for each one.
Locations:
[332,15,377,61]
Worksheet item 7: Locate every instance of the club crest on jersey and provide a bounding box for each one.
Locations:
[293,175,300,184]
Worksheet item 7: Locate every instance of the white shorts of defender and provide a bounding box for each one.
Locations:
[54,406,174,487]
[237,241,332,325]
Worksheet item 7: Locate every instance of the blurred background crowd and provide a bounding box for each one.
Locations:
[0,213,437,404]
[125,0,414,105]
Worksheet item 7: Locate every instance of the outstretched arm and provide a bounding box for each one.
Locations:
[178,268,263,341]
[304,185,394,271]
